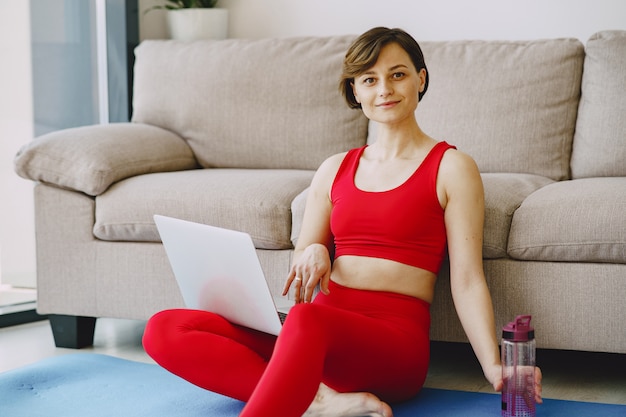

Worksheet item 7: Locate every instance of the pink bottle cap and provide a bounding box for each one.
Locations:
[502,315,535,342]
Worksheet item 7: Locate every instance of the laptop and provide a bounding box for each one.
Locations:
[154,214,293,336]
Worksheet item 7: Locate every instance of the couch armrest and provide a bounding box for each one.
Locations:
[14,123,198,196]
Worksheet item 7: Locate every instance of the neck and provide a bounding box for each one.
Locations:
[370,121,431,159]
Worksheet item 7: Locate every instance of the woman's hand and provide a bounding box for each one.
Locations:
[533,366,543,404]
[485,363,504,393]
[283,243,331,303]
[488,364,543,404]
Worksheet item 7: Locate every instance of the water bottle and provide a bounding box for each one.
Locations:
[501,315,536,417]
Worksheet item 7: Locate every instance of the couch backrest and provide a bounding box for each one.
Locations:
[571,31,626,178]
[415,38,584,181]
[132,36,368,170]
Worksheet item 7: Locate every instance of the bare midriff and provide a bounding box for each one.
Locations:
[330,255,437,304]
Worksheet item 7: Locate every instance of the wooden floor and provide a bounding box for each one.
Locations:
[1,317,625,405]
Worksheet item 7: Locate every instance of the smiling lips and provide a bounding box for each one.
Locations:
[377,100,400,108]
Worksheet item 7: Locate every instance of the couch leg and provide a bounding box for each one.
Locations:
[48,315,97,349]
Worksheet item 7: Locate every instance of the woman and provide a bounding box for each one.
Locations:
[143,27,542,417]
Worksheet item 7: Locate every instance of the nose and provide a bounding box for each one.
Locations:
[378,79,393,97]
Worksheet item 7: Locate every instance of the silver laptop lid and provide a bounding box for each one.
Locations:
[154,215,287,336]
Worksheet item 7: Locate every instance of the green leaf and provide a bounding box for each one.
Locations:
[144,0,219,12]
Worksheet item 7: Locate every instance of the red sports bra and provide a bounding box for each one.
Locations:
[330,141,456,274]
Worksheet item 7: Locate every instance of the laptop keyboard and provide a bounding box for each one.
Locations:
[278,311,288,324]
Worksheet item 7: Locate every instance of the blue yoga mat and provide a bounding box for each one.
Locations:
[0,353,623,416]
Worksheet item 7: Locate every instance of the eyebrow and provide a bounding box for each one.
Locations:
[360,64,409,75]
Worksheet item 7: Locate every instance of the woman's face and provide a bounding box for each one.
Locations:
[351,42,426,126]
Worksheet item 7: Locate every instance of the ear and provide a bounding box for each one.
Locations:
[418,69,426,93]
[351,82,361,103]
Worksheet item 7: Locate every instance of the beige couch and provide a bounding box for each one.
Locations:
[15,31,626,353]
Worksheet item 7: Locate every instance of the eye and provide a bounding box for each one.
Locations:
[391,72,406,80]
[362,77,376,85]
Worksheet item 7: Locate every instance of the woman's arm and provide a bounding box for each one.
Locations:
[439,150,501,387]
[283,153,344,303]
[440,150,543,402]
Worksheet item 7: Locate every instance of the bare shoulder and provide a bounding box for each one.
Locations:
[438,147,483,206]
[318,151,348,173]
[439,148,482,185]
[440,147,480,176]
[310,151,349,191]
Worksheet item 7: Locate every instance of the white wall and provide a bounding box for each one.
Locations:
[140,0,626,42]
[0,2,36,288]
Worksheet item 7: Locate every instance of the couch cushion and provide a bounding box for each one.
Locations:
[416,38,584,181]
[132,36,368,171]
[508,178,626,263]
[14,123,198,196]
[94,169,315,249]
[481,173,554,259]
[571,31,626,178]
[290,187,309,248]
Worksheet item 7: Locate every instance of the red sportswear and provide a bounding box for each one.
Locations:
[143,141,456,416]
[331,141,456,274]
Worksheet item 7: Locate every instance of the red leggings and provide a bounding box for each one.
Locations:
[143,280,431,416]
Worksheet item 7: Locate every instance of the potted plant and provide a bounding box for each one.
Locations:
[150,0,228,41]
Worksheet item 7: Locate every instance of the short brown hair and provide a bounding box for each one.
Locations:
[339,27,429,109]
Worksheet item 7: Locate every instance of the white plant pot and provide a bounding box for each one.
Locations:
[167,8,228,41]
